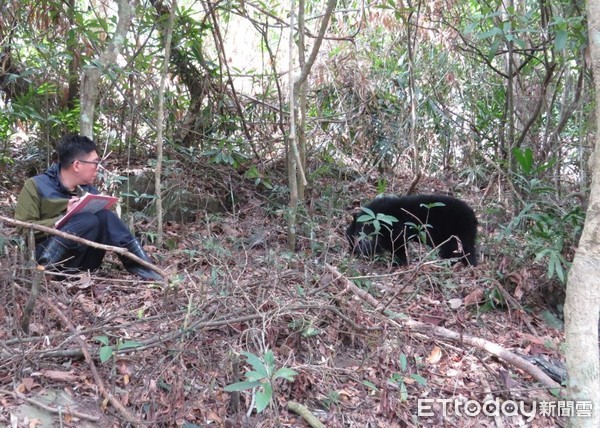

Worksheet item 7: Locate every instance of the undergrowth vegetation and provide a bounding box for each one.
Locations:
[0,154,578,425]
[0,0,592,425]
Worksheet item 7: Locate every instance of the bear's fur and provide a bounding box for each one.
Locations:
[346,194,478,266]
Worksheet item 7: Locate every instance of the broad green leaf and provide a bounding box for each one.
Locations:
[94,335,109,346]
[240,352,268,377]
[302,326,320,337]
[360,207,375,218]
[554,30,567,51]
[399,379,408,401]
[255,383,272,413]
[263,350,275,371]
[274,367,298,381]
[511,35,527,49]
[411,373,427,386]
[99,346,113,363]
[556,264,566,283]
[245,370,267,382]
[357,214,372,223]
[223,380,262,392]
[513,147,534,174]
[399,353,407,372]
[488,39,501,62]
[421,202,445,209]
[119,340,142,350]
[534,248,551,262]
[362,380,379,391]
[378,214,399,225]
[478,27,502,40]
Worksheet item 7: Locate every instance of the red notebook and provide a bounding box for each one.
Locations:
[55,193,118,229]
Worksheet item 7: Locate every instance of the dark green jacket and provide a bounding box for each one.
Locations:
[14,163,98,240]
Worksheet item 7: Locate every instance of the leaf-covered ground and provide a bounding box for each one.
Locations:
[0,159,566,427]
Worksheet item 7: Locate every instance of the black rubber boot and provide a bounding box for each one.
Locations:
[37,237,69,267]
[121,239,162,281]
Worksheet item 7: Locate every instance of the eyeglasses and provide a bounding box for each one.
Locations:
[75,159,102,168]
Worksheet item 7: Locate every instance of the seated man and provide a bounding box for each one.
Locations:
[14,134,162,281]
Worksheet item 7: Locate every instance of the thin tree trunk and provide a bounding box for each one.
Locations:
[286,0,337,249]
[154,0,177,247]
[79,0,133,138]
[290,0,336,189]
[204,1,258,159]
[65,0,79,109]
[297,0,307,201]
[287,0,298,251]
[564,2,600,426]
[405,0,421,194]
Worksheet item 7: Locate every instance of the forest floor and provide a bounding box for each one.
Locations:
[0,156,567,427]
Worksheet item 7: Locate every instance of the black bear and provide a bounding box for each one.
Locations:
[346,194,478,266]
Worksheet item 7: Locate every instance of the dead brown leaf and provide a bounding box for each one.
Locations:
[207,411,222,424]
[427,346,443,364]
[18,377,36,392]
[101,397,109,411]
[419,314,445,326]
[464,287,485,306]
[514,285,525,300]
[120,391,130,406]
[76,271,93,289]
[28,418,42,428]
[38,370,79,383]
[521,333,546,345]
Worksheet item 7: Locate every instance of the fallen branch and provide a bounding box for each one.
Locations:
[287,401,324,428]
[0,215,167,280]
[0,388,101,422]
[43,297,141,426]
[325,264,562,390]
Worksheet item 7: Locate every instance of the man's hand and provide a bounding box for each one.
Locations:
[66,196,80,213]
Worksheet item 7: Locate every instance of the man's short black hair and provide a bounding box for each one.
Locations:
[57,135,98,168]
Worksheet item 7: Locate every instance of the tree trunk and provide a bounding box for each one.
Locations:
[154,0,177,247]
[80,0,133,138]
[405,0,421,194]
[297,0,307,201]
[65,0,79,109]
[286,0,336,250]
[564,2,600,426]
[287,0,298,251]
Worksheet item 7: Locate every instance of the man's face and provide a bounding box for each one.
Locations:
[71,151,102,185]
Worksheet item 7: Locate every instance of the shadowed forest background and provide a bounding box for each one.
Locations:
[0,0,594,426]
